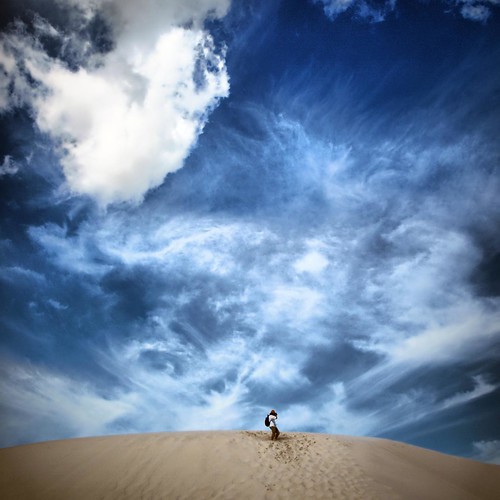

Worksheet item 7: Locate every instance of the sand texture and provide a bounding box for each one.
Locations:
[1,431,499,499]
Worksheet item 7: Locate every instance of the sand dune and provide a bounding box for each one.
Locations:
[1,431,499,499]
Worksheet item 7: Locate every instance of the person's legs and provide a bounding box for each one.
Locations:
[275,426,280,440]
[271,426,280,440]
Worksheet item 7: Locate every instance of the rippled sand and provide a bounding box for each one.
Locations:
[1,431,499,499]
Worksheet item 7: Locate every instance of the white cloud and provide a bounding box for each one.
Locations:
[103,329,260,433]
[390,302,500,364]
[0,266,47,289]
[264,285,325,327]
[47,299,69,310]
[0,359,137,445]
[249,353,307,386]
[0,0,231,205]
[28,223,111,275]
[316,0,356,17]
[0,38,34,111]
[294,250,329,275]
[352,217,500,367]
[0,326,257,445]
[286,382,373,435]
[441,375,497,409]
[12,102,500,445]
[60,0,231,40]
[100,216,245,274]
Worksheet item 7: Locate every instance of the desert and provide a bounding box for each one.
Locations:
[1,431,499,499]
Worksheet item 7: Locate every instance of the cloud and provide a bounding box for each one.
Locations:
[441,375,497,409]
[312,0,396,22]
[24,198,491,442]
[313,0,499,22]
[458,0,500,22]
[294,250,329,275]
[315,0,357,17]
[460,3,491,21]
[263,285,325,328]
[249,354,307,386]
[3,25,500,453]
[389,304,500,365]
[0,37,33,112]
[0,266,47,285]
[0,0,230,205]
[0,358,137,446]
[472,440,500,464]
[0,325,260,444]
[28,223,112,275]
[0,156,18,176]
[284,382,375,435]
[99,326,265,433]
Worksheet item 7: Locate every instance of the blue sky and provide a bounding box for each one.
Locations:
[1,0,499,463]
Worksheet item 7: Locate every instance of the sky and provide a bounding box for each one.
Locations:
[0,0,499,463]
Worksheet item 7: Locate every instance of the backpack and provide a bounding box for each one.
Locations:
[264,414,270,427]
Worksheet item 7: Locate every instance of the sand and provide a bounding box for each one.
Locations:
[1,431,499,499]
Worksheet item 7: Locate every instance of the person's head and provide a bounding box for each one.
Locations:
[270,409,277,416]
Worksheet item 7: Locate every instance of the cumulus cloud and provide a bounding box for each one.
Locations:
[0,0,230,205]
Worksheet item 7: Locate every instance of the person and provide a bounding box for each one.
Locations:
[268,409,280,440]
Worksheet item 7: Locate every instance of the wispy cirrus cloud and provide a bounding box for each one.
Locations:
[0,358,137,446]
[13,102,498,442]
[441,376,497,410]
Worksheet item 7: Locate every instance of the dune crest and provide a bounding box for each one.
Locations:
[1,431,499,499]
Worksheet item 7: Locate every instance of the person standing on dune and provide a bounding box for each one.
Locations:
[268,409,280,440]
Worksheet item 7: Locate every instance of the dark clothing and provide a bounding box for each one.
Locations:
[271,425,280,440]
